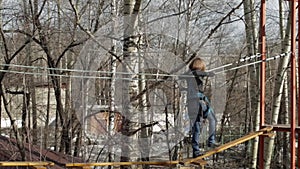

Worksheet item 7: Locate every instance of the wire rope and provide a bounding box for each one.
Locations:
[0,63,181,79]
[208,53,262,72]
[215,52,290,75]
[0,52,290,79]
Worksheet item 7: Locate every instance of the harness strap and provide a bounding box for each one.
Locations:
[192,70,210,119]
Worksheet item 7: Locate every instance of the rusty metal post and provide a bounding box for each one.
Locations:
[298,0,300,167]
[291,1,297,169]
[259,0,266,168]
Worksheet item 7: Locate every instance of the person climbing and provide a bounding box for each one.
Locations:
[182,57,218,158]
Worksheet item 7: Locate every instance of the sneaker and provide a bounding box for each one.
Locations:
[193,153,203,158]
[207,142,221,148]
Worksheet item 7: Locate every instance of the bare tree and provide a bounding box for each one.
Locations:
[120,0,142,167]
[0,1,289,167]
[0,1,32,160]
[107,0,119,166]
[242,0,260,168]
[264,2,291,169]
[21,0,87,154]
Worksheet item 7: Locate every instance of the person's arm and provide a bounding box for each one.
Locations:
[194,70,215,77]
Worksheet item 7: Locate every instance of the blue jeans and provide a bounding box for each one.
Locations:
[191,108,217,156]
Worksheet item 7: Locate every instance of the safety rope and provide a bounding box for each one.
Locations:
[0,52,291,79]
[213,52,290,75]
[208,53,262,72]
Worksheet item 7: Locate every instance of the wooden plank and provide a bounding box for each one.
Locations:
[33,166,47,169]
[182,127,273,164]
[0,161,54,167]
[82,167,92,169]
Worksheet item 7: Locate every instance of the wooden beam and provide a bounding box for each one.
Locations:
[0,161,54,167]
[33,166,47,169]
[182,127,273,164]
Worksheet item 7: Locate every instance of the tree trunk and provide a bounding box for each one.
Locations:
[0,0,31,159]
[138,46,150,168]
[282,78,289,168]
[56,0,71,154]
[264,2,292,168]
[32,0,69,153]
[0,0,2,133]
[30,82,37,144]
[20,87,30,143]
[120,0,142,168]
[44,76,51,149]
[0,85,26,160]
[242,0,260,168]
[22,0,38,145]
[108,0,118,166]
[280,2,289,168]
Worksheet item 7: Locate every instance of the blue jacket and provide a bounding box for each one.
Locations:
[182,70,213,100]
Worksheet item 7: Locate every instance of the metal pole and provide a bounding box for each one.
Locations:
[298,0,300,166]
[291,1,297,168]
[259,0,266,168]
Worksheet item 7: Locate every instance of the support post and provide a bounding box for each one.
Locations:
[259,0,266,168]
[297,0,300,167]
[290,1,297,169]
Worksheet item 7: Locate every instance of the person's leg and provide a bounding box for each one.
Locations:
[187,98,203,157]
[192,120,201,157]
[207,107,217,147]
